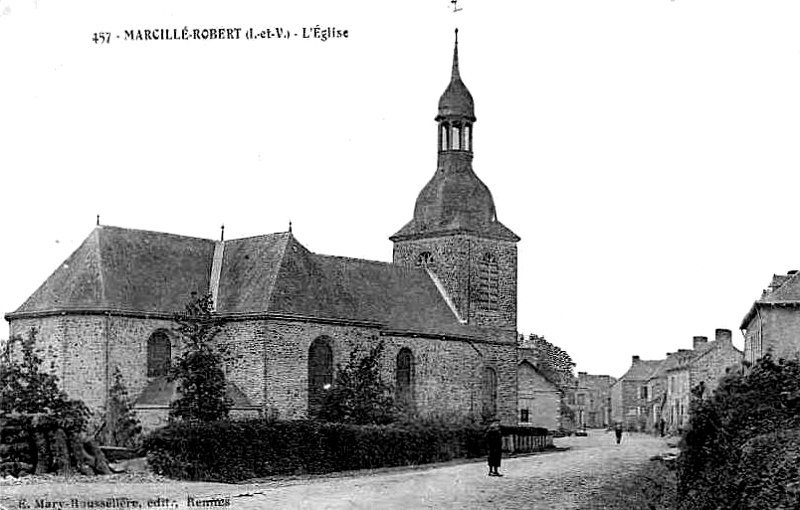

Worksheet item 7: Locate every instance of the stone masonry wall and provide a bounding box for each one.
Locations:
[263,319,518,425]
[392,235,517,331]
[762,308,800,360]
[9,315,107,410]
[690,344,742,396]
[518,362,559,430]
[107,316,177,407]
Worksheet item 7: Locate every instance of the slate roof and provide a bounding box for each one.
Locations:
[12,227,214,315]
[9,226,480,339]
[619,359,662,382]
[391,160,520,242]
[740,271,800,328]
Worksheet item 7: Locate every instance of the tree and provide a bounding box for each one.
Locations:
[0,329,90,431]
[104,367,142,448]
[521,334,576,389]
[318,341,397,425]
[0,328,111,477]
[169,293,231,422]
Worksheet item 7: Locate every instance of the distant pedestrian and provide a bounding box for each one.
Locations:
[614,423,623,444]
[485,420,503,476]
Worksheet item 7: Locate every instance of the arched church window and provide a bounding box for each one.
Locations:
[440,124,448,151]
[308,336,333,418]
[396,348,414,405]
[451,125,461,150]
[478,252,500,312]
[416,251,435,268]
[482,366,498,418]
[463,124,471,151]
[147,330,171,377]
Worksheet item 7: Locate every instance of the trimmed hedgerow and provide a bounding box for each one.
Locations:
[143,419,551,482]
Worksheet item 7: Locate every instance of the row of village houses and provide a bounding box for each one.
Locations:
[520,269,800,434]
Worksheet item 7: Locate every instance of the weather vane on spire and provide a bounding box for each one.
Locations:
[451,0,462,13]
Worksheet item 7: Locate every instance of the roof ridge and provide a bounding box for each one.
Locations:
[314,253,398,268]
[765,270,800,301]
[263,234,294,311]
[226,231,292,243]
[94,227,108,308]
[99,225,216,243]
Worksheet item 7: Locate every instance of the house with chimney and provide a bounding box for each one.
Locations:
[643,329,743,433]
[611,355,662,430]
[741,270,800,363]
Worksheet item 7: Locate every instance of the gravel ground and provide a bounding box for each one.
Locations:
[0,430,674,510]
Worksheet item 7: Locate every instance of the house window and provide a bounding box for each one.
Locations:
[577,394,586,406]
[396,348,413,405]
[567,392,576,405]
[147,330,171,377]
[483,367,498,418]
[640,386,648,399]
[520,409,529,423]
[477,253,500,312]
[308,336,333,418]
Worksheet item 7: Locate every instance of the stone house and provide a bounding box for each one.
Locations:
[571,372,615,429]
[646,349,694,433]
[4,33,522,431]
[611,356,662,430]
[741,270,800,363]
[662,329,743,433]
[517,352,562,431]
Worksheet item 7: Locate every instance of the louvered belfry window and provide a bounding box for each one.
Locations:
[308,337,334,418]
[147,330,171,377]
[478,253,500,312]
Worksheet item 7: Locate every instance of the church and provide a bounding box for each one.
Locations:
[5,32,522,430]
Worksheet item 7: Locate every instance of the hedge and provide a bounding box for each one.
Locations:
[676,355,800,510]
[143,419,549,482]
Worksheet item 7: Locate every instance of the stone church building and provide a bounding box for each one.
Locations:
[5,33,522,430]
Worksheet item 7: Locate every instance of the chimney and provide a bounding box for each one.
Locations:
[715,329,732,344]
[693,336,708,349]
[632,355,640,363]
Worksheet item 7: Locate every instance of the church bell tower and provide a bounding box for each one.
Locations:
[391,30,520,331]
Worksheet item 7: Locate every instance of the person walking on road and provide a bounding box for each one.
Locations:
[614,422,624,445]
[485,420,503,476]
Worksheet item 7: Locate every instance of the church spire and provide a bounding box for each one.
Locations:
[451,28,460,81]
[390,30,519,244]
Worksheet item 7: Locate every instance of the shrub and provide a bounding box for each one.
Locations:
[676,354,800,510]
[318,340,397,425]
[104,367,142,448]
[142,417,552,482]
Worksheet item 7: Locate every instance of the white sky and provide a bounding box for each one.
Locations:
[1,0,799,379]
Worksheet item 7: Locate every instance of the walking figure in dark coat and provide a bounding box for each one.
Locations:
[485,420,503,476]
[614,422,624,444]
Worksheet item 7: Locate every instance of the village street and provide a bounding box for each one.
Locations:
[0,430,674,510]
